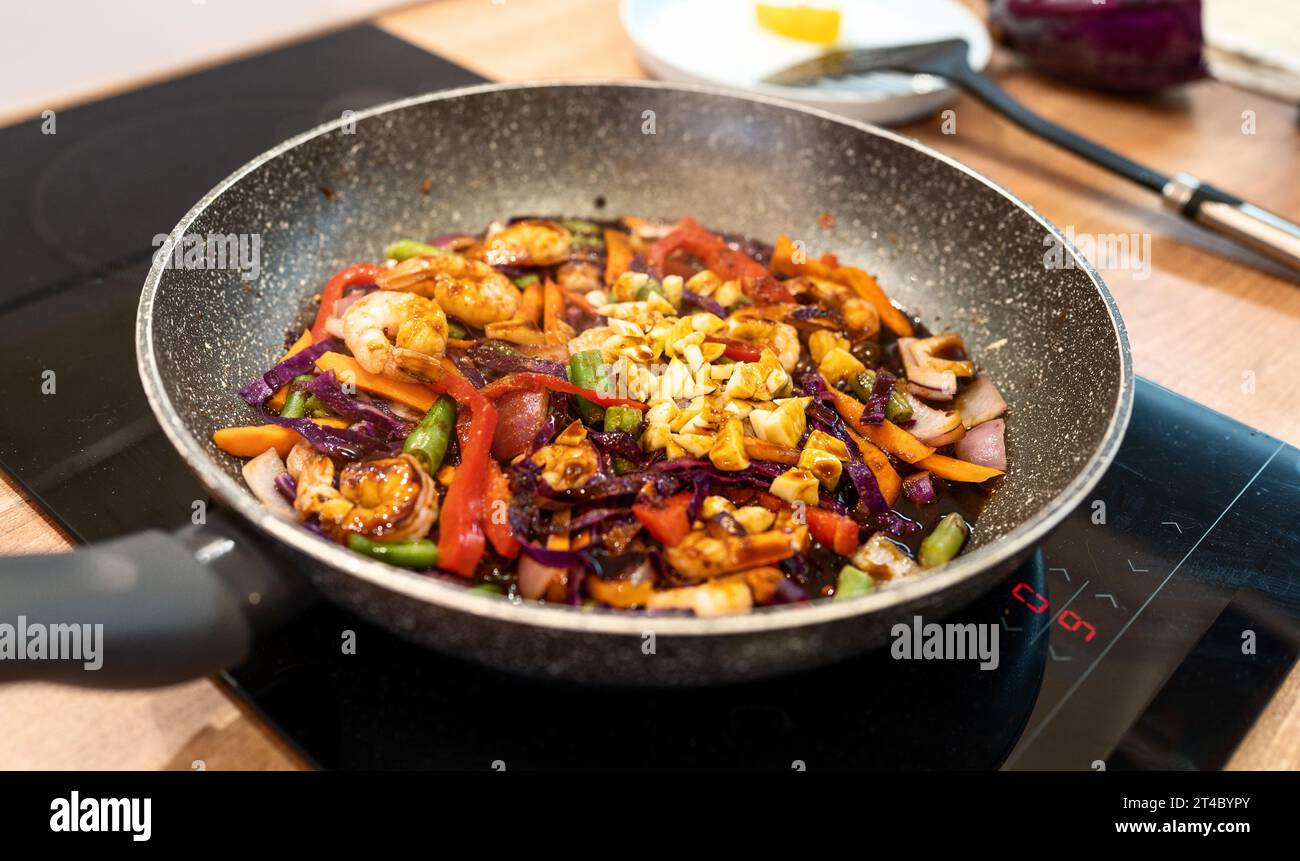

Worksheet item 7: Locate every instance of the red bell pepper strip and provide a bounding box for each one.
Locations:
[428,373,496,577]
[309,263,385,342]
[749,490,862,557]
[483,460,520,559]
[648,217,794,304]
[632,492,693,547]
[806,507,861,557]
[479,373,648,412]
[705,335,763,362]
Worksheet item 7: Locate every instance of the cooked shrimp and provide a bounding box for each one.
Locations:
[530,420,601,491]
[725,314,801,373]
[472,219,571,267]
[376,254,521,328]
[787,275,880,337]
[770,322,801,373]
[555,261,603,293]
[342,290,449,383]
[663,523,807,580]
[290,444,438,541]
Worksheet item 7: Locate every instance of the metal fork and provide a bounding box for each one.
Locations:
[765,39,1300,274]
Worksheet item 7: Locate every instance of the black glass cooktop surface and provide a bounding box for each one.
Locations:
[1,26,1296,770]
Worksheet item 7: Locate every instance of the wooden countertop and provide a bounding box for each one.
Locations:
[1,0,1297,770]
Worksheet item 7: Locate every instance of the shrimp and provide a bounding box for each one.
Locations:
[290,444,439,541]
[770,322,801,373]
[376,254,521,328]
[341,290,449,383]
[556,261,602,294]
[472,219,571,267]
[663,522,807,580]
[725,313,801,373]
[530,420,601,491]
[787,275,880,337]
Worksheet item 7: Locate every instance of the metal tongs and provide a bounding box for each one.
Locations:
[765,39,1300,274]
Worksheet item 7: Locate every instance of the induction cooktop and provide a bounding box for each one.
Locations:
[1,25,1296,770]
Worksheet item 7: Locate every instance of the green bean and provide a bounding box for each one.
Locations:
[471,582,505,595]
[384,239,451,262]
[403,395,457,471]
[304,395,332,418]
[278,375,315,419]
[603,405,642,435]
[347,534,439,568]
[848,370,877,402]
[918,513,969,568]
[513,274,540,288]
[559,219,602,235]
[446,319,468,340]
[849,371,913,423]
[571,233,606,250]
[603,405,643,473]
[635,278,667,303]
[834,565,874,600]
[568,350,610,425]
[885,385,913,423]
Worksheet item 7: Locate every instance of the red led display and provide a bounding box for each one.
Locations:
[1011,583,1098,642]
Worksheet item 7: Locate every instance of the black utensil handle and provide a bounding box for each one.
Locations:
[0,510,304,687]
[947,65,1170,194]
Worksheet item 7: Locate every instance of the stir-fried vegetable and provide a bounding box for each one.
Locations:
[568,349,610,426]
[347,534,440,568]
[918,512,969,568]
[403,395,456,472]
[310,263,384,342]
[384,239,451,262]
[834,564,873,600]
[223,213,1011,615]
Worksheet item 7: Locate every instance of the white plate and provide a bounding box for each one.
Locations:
[620,0,992,126]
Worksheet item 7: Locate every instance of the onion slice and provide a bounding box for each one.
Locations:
[955,376,1007,429]
[904,393,964,446]
[517,555,564,600]
[241,447,296,518]
[955,419,1006,471]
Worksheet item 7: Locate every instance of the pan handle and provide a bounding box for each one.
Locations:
[0,510,309,687]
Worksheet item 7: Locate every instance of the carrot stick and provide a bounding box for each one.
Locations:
[519,280,544,325]
[542,277,565,344]
[743,437,800,466]
[564,289,600,315]
[827,386,866,426]
[314,352,437,412]
[826,385,933,464]
[267,329,313,411]
[915,454,1004,483]
[604,229,633,285]
[860,421,934,465]
[213,419,349,458]
[844,429,902,506]
[833,265,913,337]
[771,233,913,336]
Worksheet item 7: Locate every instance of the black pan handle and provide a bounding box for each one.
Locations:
[929,51,1170,194]
[0,510,309,687]
[938,54,1300,273]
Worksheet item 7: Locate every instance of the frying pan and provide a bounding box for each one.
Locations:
[0,82,1132,687]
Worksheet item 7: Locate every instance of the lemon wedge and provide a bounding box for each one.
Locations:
[755,3,842,45]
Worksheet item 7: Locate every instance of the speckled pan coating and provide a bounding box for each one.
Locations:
[138,82,1132,685]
